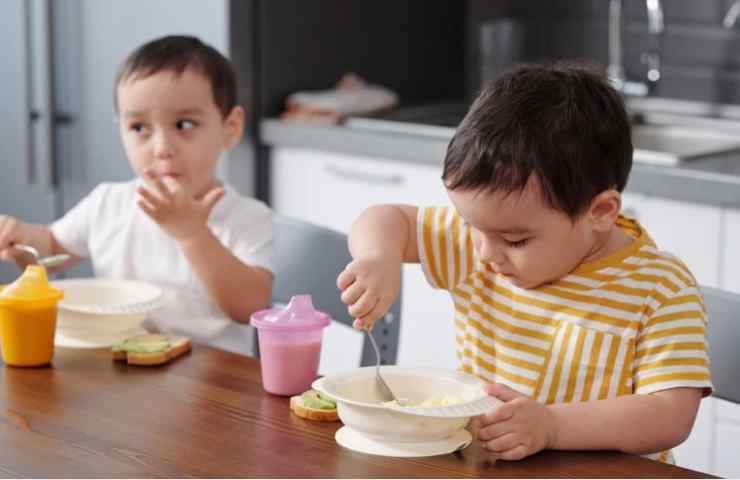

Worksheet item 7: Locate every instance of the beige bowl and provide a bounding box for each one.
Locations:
[313,366,487,443]
[52,278,163,348]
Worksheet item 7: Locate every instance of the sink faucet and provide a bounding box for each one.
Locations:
[723,0,740,28]
[607,0,664,96]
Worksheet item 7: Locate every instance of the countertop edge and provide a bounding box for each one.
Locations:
[261,119,740,208]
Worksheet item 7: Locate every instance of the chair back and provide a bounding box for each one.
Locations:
[702,286,740,404]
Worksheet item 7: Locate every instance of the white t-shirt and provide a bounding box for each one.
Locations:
[51,180,272,355]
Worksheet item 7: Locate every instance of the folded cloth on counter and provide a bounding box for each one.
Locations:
[281,73,398,124]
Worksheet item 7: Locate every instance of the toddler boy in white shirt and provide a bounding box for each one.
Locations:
[0,35,273,353]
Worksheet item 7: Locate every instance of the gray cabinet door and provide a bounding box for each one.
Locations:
[0,0,58,283]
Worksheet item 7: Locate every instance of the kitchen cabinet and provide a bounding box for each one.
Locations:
[0,0,229,283]
[715,422,740,477]
[722,208,740,294]
[271,148,457,370]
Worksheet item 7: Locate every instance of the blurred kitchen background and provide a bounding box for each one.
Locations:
[2,1,740,476]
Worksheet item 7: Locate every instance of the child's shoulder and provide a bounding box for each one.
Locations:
[212,184,273,225]
[76,180,137,212]
[623,219,698,292]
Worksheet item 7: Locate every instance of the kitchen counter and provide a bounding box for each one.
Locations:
[261,118,740,208]
[0,346,715,477]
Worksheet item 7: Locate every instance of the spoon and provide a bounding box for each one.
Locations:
[13,244,70,268]
[365,328,406,406]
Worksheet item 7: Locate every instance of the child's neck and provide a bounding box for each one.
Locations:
[582,224,633,264]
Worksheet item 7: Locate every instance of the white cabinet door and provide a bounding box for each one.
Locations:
[722,208,740,294]
[674,397,715,473]
[271,148,457,370]
[714,420,740,477]
[715,396,740,475]
[626,196,722,287]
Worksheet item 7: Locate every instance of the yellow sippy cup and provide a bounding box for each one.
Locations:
[0,265,63,366]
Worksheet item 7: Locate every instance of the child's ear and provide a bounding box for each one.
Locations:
[587,189,621,233]
[222,105,245,150]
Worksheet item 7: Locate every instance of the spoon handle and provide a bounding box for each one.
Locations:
[13,243,40,261]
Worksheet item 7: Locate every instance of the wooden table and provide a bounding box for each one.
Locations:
[0,345,714,478]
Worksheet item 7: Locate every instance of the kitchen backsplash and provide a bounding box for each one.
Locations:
[468,0,740,105]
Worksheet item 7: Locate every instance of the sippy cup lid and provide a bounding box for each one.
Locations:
[250,295,331,332]
[0,265,63,308]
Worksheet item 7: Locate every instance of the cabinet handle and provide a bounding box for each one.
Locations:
[26,0,56,190]
[324,164,404,186]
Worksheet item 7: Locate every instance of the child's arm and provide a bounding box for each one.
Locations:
[472,383,702,460]
[178,230,272,324]
[137,172,271,324]
[0,216,79,270]
[337,204,418,329]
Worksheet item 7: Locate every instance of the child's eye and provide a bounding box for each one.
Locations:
[129,122,146,133]
[176,119,196,131]
[506,238,530,248]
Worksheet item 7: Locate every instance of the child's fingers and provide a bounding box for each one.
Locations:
[137,186,163,208]
[0,218,19,250]
[477,419,512,442]
[493,444,528,461]
[201,187,225,212]
[353,309,381,330]
[143,169,172,200]
[348,289,379,320]
[340,281,366,306]
[137,198,158,219]
[482,432,519,453]
[336,268,356,290]
[480,402,514,425]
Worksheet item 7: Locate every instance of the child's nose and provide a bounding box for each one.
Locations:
[153,131,175,159]
[477,238,506,265]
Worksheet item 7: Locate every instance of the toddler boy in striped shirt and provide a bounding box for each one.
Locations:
[336,63,711,463]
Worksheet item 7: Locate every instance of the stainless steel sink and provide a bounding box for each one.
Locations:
[345,102,740,166]
[632,123,740,165]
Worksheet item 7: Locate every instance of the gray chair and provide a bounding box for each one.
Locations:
[254,215,401,366]
[702,286,740,404]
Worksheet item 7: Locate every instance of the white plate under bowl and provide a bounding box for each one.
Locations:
[336,426,472,457]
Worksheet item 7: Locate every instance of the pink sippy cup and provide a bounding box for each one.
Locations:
[250,295,331,396]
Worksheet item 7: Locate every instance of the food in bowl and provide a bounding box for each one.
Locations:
[313,366,489,443]
[382,394,465,408]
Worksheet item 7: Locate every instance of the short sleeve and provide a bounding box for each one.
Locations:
[634,285,713,396]
[225,202,273,274]
[49,185,107,258]
[416,206,476,291]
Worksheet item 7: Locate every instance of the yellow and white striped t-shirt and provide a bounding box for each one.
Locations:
[417,206,712,463]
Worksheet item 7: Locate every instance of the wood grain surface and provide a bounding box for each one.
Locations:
[0,346,715,478]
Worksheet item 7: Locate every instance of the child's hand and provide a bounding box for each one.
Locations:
[137,170,224,242]
[469,383,557,461]
[0,215,28,264]
[336,255,401,330]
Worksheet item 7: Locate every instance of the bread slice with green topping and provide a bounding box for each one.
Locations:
[112,334,191,366]
[290,390,339,422]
